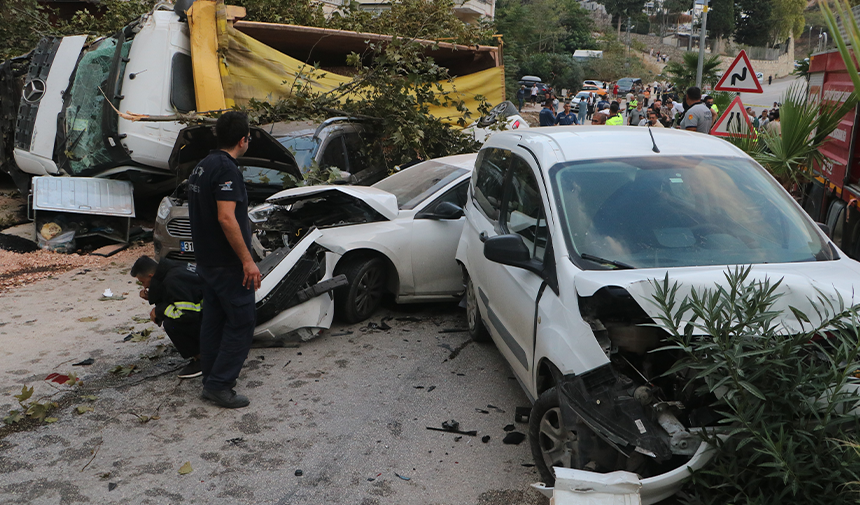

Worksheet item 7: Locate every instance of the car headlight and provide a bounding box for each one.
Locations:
[249,203,275,224]
[156,197,173,221]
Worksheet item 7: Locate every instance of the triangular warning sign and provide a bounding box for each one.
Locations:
[710,95,756,138]
[714,50,763,93]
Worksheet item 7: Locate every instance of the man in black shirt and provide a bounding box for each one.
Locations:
[131,256,203,379]
[188,111,261,409]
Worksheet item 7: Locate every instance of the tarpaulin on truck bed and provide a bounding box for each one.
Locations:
[187,0,504,124]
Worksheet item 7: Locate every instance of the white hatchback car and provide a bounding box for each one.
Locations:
[456,127,860,502]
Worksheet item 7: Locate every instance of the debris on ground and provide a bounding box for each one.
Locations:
[502,432,526,445]
[503,424,516,432]
[426,420,478,436]
[295,469,303,476]
[395,472,411,481]
[515,407,530,423]
[178,462,193,475]
[482,435,491,443]
[0,233,38,253]
[72,358,94,366]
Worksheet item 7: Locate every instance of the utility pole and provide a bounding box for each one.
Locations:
[695,0,709,88]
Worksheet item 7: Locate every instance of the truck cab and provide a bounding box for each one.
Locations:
[7,6,191,195]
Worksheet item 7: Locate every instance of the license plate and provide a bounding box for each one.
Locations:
[180,241,194,253]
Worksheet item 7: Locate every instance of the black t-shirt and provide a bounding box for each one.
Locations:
[187,150,251,267]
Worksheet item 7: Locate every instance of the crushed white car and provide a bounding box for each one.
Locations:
[253,153,474,324]
[456,126,860,503]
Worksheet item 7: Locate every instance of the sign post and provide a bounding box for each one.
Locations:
[710,95,756,137]
[714,50,763,93]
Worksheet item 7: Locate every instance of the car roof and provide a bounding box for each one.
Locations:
[484,127,748,167]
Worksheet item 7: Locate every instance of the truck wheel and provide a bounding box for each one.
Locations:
[335,257,387,323]
[465,274,491,342]
[529,387,579,487]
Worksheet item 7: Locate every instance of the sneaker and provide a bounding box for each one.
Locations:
[177,360,202,379]
[201,388,250,409]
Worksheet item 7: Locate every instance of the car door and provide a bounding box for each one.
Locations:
[409,181,469,295]
[478,152,551,384]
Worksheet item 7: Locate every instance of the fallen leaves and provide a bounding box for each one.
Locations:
[77,316,98,322]
[110,365,136,377]
[75,405,94,415]
[178,462,193,475]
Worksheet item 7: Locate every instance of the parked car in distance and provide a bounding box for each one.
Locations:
[519,75,550,96]
[583,80,604,89]
[616,77,642,94]
[580,85,607,96]
[252,153,475,323]
[571,92,592,113]
[456,126,859,503]
[463,101,530,143]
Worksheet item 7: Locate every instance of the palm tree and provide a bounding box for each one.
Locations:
[663,52,721,92]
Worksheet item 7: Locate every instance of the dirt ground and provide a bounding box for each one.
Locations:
[0,239,549,505]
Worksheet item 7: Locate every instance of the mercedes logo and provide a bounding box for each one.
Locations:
[22,79,46,103]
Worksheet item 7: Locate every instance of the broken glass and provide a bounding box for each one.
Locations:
[64,37,131,174]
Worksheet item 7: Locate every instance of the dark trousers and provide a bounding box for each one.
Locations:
[197,264,256,392]
[518,98,524,111]
[162,315,201,359]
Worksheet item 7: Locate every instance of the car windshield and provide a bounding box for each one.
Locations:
[373,161,468,210]
[279,135,317,173]
[576,93,590,99]
[550,156,834,269]
[240,166,295,188]
[617,78,634,87]
[64,36,132,174]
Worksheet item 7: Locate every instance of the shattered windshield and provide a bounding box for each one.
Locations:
[373,161,467,210]
[64,36,132,174]
[550,156,834,269]
[279,135,317,173]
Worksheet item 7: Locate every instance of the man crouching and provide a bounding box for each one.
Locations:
[132,255,203,379]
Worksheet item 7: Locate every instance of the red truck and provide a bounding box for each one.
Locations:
[805,48,860,259]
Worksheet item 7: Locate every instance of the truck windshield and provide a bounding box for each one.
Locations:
[64,36,132,174]
[550,156,835,269]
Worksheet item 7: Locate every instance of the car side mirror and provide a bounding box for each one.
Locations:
[420,201,464,220]
[483,234,543,275]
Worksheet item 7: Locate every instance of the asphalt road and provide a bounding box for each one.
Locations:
[740,75,805,112]
[0,246,547,505]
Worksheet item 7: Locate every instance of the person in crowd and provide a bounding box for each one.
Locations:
[643,87,651,107]
[768,75,772,86]
[516,85,526,112]
[132,256,203,379]
[591,111,608,125]
[759,110,770,130]
[556,102,579,125]
[628,100,646,126]
[586,93,595,120]
[679,86,712,134]
[613,82,619,98]
[765,109,781,135]
[639,108,666,127]
[605,102,623,125]
[531,83,539,104]
[596,95,610,113]
[577,96,588,125]
[539,99,557,126]
[747,107,760,129]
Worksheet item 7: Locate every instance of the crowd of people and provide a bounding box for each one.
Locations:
[527,79,781,136]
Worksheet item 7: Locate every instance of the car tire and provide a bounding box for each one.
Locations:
[465,274,491,342]
[334,257,387,323]
[529,387,579,487]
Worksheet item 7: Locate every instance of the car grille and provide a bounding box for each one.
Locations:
[166,217,192,238]
[166,251,196,262]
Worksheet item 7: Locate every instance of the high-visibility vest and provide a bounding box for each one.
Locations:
[711,104,719,116]
[606,114,623,125]
[164,301,202,319]
[629,99,638,108]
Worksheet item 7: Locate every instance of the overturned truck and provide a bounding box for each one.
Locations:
[0,0,507,196]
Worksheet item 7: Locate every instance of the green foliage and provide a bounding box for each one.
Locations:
[599,0,648,34]
[649,266,860,505]
[517,53,584,92]
[662,52,721,92]
[734,0,772,46]
[229,0,326,27]
[62,0,157,36]
[1,0,57,60]
[706,0,735,41]
[728,83,857,189]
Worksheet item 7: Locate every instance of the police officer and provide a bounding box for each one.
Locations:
[679,87,712,134]
[132,255,203,379]
[605,102,624,125]
[188,111,261,409]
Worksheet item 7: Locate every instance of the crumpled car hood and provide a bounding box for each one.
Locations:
[574,260,860,333]
[266,185,399,220]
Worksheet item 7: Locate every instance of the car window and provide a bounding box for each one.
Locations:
[170,53,195,113]
[344,132,370,175]
[502,156,548,261]
[240,166,292,188]
[321,135,348,172]
[280,135,317,173]
[417,181,469,218]
[373,161,468,210]
[550,156,835,269]
[473,148,511,221]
